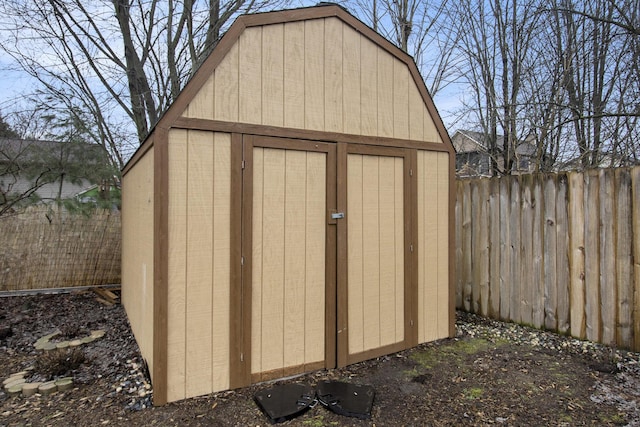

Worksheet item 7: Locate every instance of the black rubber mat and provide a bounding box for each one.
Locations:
[316,380,375,419]
[254,383,316,423]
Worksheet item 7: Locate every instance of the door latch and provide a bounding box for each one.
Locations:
[328,210,345,225]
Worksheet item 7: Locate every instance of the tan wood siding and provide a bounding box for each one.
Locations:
[417,150,450,343]
[251,147,327,376]
[347,154,405,354]
[122,146,155,378]
[166,130,231,402]
[181,18,442,143]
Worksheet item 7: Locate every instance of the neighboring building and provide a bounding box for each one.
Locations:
[0,137,113,208]
[556,150,640,171]
[452,130,537,177]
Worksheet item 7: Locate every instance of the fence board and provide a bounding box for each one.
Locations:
[543,175,558,330]
[475,179,490,316]
[599,169,616,345]
[556,174,570,333]
[488,178,501,317]
[632,168,640,351]
[470,180,481,313]
[455,181,463,309]
[509,177,521,323]
[519,175,533,326]
[615,169,633,348]
[456,166,640,351]
[499,178,511,320]
[568,172,586,338]
[584,170,601,342]
[461,180,472,311]
[531,175,544,328]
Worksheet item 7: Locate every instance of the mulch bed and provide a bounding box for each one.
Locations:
[1,291,639,426]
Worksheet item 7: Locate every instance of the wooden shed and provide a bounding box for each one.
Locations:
[121,4,455,405]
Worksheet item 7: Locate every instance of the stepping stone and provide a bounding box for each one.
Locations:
[3,375,24,386]
[42,342,57,351]
[6,384,23,396]
[3,378,25,391]
[80,336,94,344]
[90,330,105,339]
[55,378,73,392]
[69,339,82,347]
[55,341,69,349]
[38,382,57,395]
[22,382,42,397]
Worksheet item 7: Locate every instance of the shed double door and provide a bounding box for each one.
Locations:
[242,137,412,384]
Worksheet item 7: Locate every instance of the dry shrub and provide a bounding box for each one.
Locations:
[36,348,86,378]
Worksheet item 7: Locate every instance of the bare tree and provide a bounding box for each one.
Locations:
[549,0,636,168]
[445,0,638,173]
[0,0,286,166]
[447,0,544,175]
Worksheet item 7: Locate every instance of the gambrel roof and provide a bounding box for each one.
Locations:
[126,4,453,172]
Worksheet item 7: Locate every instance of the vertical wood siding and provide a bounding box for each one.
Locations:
[122,146,155,379]
[166,130,231,401]
[456,167,640,351]
[251,147,326,376]
[416,151,450,343]
[182,18,442,143]
[347,154,405,354]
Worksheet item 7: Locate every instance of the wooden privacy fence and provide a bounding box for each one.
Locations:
[455,166,640,351]
[0,206,121,292]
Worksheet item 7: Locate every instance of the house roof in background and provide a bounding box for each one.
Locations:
[0,137,109,164]
[452,130,535,156]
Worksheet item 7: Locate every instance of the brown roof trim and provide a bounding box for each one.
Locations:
[122,4,453,174]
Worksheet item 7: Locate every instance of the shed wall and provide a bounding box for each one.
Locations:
[416,150,450,343]
[182,18,443,143]
[165,129,232,401]
[121,146,155,377]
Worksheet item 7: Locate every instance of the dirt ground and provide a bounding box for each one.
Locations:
[1,291,638,426]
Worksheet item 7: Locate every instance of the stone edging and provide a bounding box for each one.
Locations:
[2,329,105,398]
[3,371,73,397]
[33,329,105,351]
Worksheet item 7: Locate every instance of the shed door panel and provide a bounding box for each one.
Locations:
[251,146,327,379]
[346,152,406,360]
